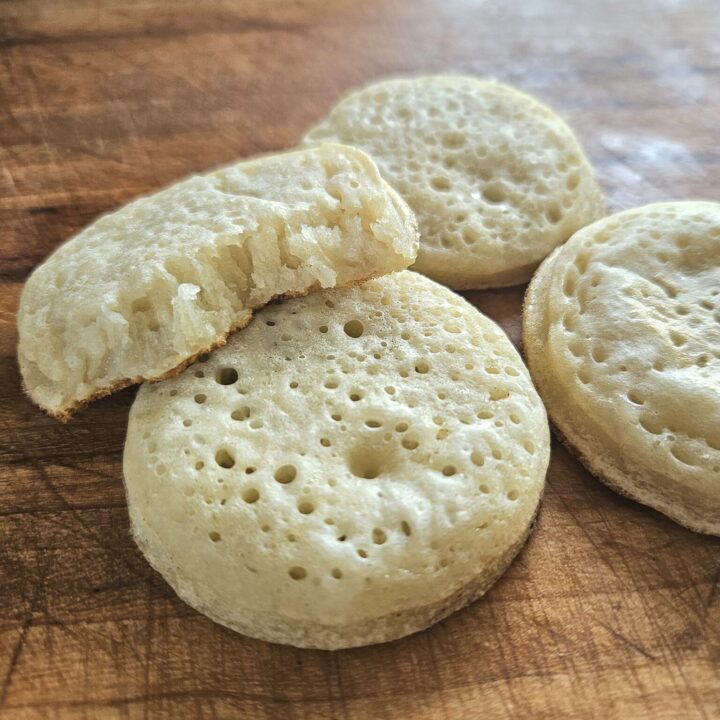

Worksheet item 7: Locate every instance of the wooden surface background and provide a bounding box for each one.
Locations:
[1,1,719,718]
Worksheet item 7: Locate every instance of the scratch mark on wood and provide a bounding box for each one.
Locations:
[142,586,154,720]
[705,566,720,611]
[0,554,51,708]
[598,622,657,661]
[0,617,32,708]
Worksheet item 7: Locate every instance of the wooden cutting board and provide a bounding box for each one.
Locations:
[1,1,719,718]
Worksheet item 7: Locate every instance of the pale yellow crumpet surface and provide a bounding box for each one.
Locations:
[124,271,550,649]
[524,201,720,534]
[17,144,418,420]
[304,75,604,289]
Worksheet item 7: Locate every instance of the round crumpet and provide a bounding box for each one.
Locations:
[303,75,604,290]
[124,271,550,649]
[524,202,720,534]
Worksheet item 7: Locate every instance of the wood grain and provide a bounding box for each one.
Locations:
[1,1,719,718]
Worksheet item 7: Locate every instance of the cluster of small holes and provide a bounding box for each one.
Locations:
[146,270,553,588]
[304,75,595,260]
[554,210,720,469]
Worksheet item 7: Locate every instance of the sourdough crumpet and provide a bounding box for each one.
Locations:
[17,144,418,420]
[124,271,550,649]
[303,75,604,289]
[524,202,720,534]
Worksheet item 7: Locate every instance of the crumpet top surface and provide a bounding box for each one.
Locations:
[303,75,604,289]
[524,201,720,533]
[124,271,549,645]
[18,144,417,419]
